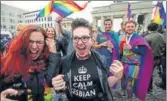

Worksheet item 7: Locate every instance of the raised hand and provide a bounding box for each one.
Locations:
[109,60,124,80]
[123,43,132,50]
[101,41,108,47]
[56,16,63,24]
[45,38,56,53]
[107,40,114,48]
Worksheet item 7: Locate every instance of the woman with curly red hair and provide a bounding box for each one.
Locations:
[0,25,60,101]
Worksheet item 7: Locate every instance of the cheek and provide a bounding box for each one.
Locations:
[73,42,77,49]
[38,45,45,53]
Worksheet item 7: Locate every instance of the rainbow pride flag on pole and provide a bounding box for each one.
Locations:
[153,2,166,27]
[127,3,132,21]
[36,0,88,20]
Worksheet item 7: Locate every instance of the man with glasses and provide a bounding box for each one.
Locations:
[51,18,124,101]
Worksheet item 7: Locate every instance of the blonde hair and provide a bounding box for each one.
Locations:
[125,20,137,27]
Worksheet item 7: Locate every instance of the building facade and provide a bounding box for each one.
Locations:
[23,10,73,34]
[91,1,154,32]
[1,3,27,35]
[23,10,57,30]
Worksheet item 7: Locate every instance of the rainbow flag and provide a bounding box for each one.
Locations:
[36,0,88,20]
[52,0,88,18]
[36,1,53,20]
[153,2,166,26]
[127,3,132,20]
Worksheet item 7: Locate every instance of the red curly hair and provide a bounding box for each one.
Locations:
[1,25,49,78]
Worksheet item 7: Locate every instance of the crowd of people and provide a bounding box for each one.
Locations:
[0,16,166,101]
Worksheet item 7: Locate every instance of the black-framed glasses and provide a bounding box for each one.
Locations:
[73,36,91,43]
[29,40,45,46]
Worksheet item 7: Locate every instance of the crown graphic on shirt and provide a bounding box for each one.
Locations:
[78,65,87,74]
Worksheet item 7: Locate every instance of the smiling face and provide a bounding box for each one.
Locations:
[28,31,45,60]
[125,22,136,35]
[46,27,55,39]
[72,27,92,58]
[104,20,112,32]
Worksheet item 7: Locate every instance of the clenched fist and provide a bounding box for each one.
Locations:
[108,60,124,87]
[52,75,66,91]
[109,60,124,79]
[1,89,18,101]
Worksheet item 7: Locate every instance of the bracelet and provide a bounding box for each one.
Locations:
[108,72,114,77]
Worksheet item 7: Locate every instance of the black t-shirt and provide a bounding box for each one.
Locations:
[70,56,103,101]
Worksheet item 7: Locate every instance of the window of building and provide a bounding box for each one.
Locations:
[48,17,52,21]
[1,10,5,15]
[9,13,14,17]
[45,24,47,28]
[48,23,50,27]
[11,25,14,29]
[2,17,5,22]
[9,13,12,16]
[3,25,6,29]
[10,19,13,23]
[17,14,21,18]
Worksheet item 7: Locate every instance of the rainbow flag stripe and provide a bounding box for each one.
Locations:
[52,1,87,17]
[36,1,53,19]
[36,0,88,19]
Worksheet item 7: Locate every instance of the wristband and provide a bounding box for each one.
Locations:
[108,72,114,77]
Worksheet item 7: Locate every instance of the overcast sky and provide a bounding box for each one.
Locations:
[1,1,166,31]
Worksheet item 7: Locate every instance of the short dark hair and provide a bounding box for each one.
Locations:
[71,18,92,36]
[147,22,159,31]
[104,18,113,25]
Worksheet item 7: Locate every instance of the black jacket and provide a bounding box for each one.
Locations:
[0,52,61,101]
[57,50,113,101]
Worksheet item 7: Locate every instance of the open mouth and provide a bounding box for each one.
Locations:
[29,50,39,59]
[77,47,86,50]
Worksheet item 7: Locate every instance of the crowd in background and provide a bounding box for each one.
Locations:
[0,16,166,101]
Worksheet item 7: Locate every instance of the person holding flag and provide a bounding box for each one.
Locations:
[120,20,154,101]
